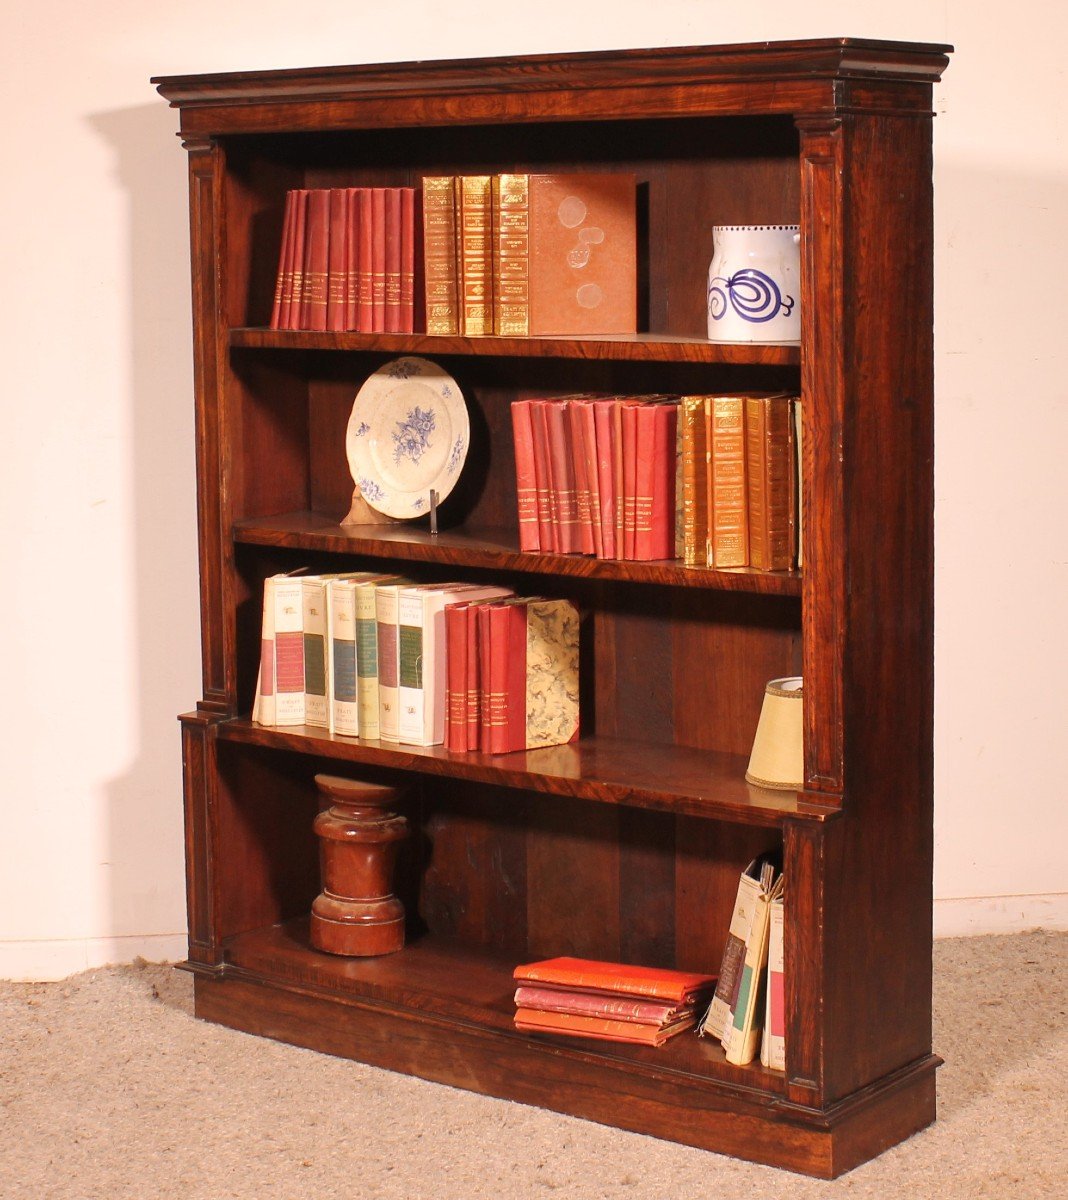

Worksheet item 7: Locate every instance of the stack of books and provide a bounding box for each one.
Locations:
[697,854,786,1068]
[513,956,718,1047]
[269,187,421,333]
[511,395,679,560]
[511,392,801,572]
[253,572,580,757]
[423,172,637,337]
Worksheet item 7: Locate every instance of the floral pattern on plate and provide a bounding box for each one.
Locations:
[346,357,469,519]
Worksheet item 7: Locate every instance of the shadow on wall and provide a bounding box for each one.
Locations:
[87,101,199,960]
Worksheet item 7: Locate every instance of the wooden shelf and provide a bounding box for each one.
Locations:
[222,918,787,1095]
[233,512,803,597]
[216,719,837,827]
[230,327,801,366]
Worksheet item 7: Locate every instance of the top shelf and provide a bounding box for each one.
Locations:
[229,328,801,366]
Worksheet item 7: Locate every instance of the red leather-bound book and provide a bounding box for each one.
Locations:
[644,401,679,560]
[513,985,690,1025]
[476,603,497,753]
[344,188,361,331]
[513,956,716,1004]
[545,400,580,554]
[529,401,556,553]
[300,189,330,331]
[592,399,616,559]
[511,400,540,552]
[514,1008,693,1046]
[284,189,309,329]
[371,187,387,332]
[632,402,657,560]
[400,187,422,334]
[269,190,294,329]
[326,188,349,332]
[466,602,484,751]
[357,189,374,332]
[444,600,469,752]
[621,401,641,560]
[574,399,603,558]
[568,400,596,556]
[385,187,403,333]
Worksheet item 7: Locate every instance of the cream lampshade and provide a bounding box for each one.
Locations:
[745,677,803,790]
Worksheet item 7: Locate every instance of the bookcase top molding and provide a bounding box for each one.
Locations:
[153,37,952,136]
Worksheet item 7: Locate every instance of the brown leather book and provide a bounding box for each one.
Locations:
[299,189,330,331]
[681,396,710,567]
[705,396,749,568]
[458,175,492,336]
[493,173,530,335]
[421,176,459,335]
[326,188,349,332]
[746,395,797,571]
[384,187,403,333]
[527,173,637,336]
[370,187,387,333]
[269,190,295,329]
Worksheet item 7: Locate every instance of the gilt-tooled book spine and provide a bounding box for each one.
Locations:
[385,187,403,333]
[344,188,361,331]
[574,400,603,558]
[444,602,469,751]
[459,175,492,336]
[545,400,580,554]
[494,173,530,335]
[269,190,295,330]
[400,187,421,334]
[592,399,617,559]
[746,395,797,571]
[356,189,374,333]
[326,188,349,332]
[707,396,749,568]
[511,400,540,552]
[681,396,708,567]
[421,176,459,335]
[530,400,556,552]
[568,400,596,556]
[370,187,387,333]
[300,189,330,331]
[286,190,308,329]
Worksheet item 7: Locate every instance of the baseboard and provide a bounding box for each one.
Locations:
[0,933,188,982]
[934,893,1068,937]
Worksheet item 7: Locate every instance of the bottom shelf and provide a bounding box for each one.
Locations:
[191,919,939,1178]
[222,918,784,1094]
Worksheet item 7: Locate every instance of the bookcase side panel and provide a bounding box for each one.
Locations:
[818,107,936,1103]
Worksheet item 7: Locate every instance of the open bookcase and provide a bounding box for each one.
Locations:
[154,38,949,1178]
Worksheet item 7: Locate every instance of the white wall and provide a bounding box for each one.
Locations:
[2,1,1065,980]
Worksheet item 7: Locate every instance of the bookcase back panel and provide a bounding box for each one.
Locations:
[222,118,799,333]
[419,779,780,971]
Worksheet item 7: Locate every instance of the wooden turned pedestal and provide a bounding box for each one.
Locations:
[310,774,409,957]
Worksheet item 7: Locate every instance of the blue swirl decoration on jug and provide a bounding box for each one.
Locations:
[707,269,795,324]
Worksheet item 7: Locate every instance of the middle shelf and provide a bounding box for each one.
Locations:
[233,512,802,596]
[216,718,837,826]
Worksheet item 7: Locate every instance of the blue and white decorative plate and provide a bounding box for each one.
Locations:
[346,357,469,520]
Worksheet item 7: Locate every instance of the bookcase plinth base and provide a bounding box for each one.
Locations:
[189,965,937,1179]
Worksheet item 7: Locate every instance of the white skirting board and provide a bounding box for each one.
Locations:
[0,933,188,983]
[933,893,1068,938]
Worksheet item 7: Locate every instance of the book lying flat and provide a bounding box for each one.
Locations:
[513,985,694,1026]
[514,1007,696,1047]
[514,956,716,1005]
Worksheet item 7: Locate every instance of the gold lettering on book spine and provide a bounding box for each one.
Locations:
[422,176,459,335]
[495,174,529,335]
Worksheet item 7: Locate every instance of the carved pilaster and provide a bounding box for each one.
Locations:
[180,710,225,965]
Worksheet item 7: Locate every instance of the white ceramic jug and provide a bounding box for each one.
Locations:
[706,224,801,343]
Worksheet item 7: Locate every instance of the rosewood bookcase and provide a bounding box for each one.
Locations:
[154,37,950,1177]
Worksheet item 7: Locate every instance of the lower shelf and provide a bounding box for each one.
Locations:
[223,918,784,1094]
[190,919,939,1178]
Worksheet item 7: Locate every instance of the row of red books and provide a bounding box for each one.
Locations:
[269,187,422,333]
[444,596,580,755]
[513,956,718,1048]
[511,395,678,561]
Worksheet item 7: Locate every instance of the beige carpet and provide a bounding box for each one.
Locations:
[1,931,1065,1198]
